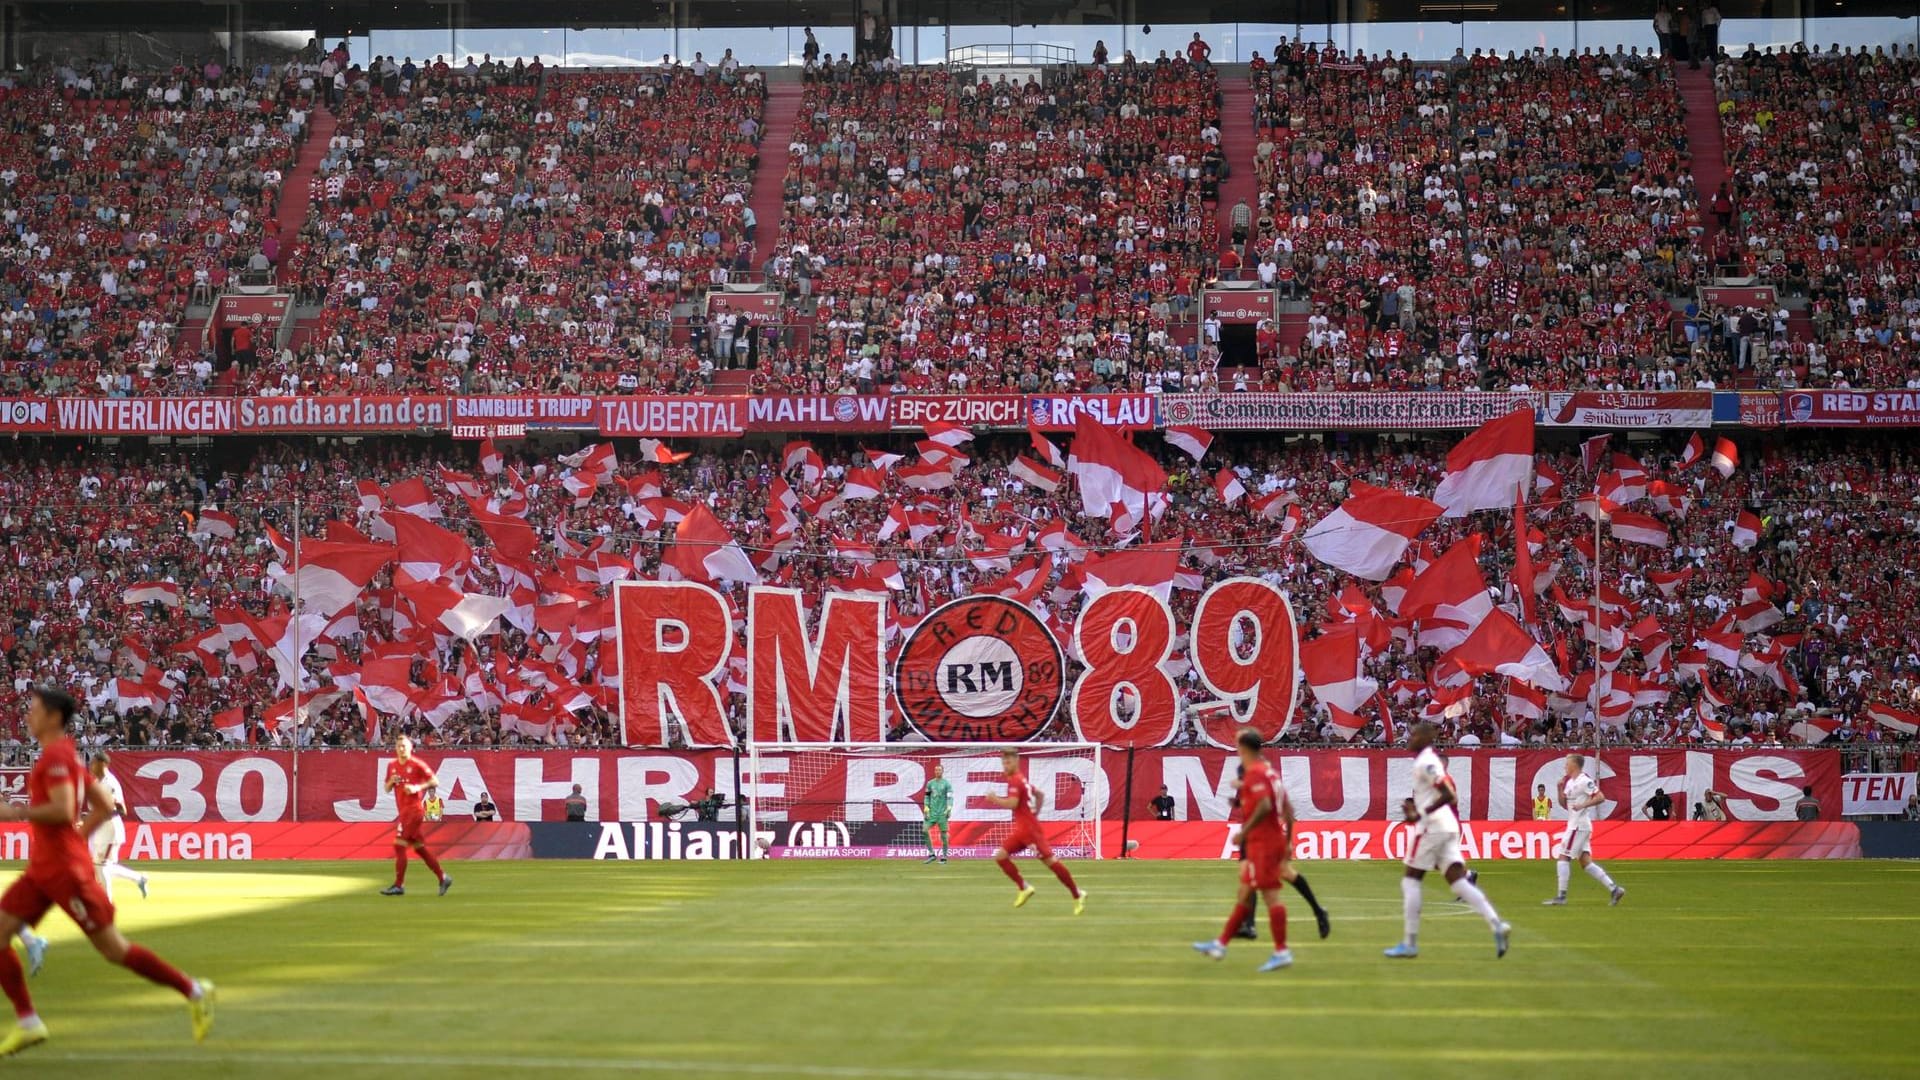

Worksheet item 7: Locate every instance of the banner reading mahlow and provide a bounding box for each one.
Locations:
[1540,392,1713,428]
[104,747,1842,824]
[1159,392,1537,430]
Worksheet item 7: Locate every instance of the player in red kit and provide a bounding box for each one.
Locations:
[0,687,214,1057]
[381,735,453,897]
[986,749,1085,914]
[1193,729,1294,971]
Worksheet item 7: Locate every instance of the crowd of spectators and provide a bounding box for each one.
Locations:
[762,57,1222,396]
[1245,43,1707,393]
[1715,43,1920,391]
[3,431,1917,758]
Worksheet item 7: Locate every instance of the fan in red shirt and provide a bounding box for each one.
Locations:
[1192,728,1299,972]
[987,749,1085,914]
[0,686,214,1058]
[381,735,453,897]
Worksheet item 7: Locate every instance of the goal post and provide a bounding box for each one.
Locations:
[743,742,1104,860]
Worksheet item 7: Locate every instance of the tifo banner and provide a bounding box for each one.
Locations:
[1111,820,1864,861]
[1159,392,1535,430]
[0,821,533,862]
[1540,392,1712,428]
[106,747,1841,825]
[1841,772,1916,816]
[1780,390,1920,426]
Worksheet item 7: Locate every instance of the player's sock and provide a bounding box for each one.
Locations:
[1218,902,1252,947]
[1290,873,1326,917]
[122,945,195,998]
[1400,876,1422,944]
[924,829,935,854]
[393,848,409,886]
[1049,861,1080,898]
[1267,904,1288,950]
[0,949,34,1018]
[995,857,1026,890]
[1584,862,1618,890]
[417,847,446,883]
[1555,858,1571,896]
[1450,876,1503,929]
[941,835,948,859]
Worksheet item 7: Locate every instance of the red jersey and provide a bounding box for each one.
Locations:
[1004,770,1040,827]
[390,756,434,818]
[1237,759,1287,847]
[26,737,92,875]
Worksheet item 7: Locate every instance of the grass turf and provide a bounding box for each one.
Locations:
[2,859,1916,1079]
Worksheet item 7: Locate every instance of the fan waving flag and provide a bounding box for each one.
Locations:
[1009,455,1063,493]
[1302,482,1443,582]
[1068,416,1168,524]
[662,504,761,585]
[1730,510,1763,551]
[1300,622,1379,714]
[1580,434,1610,474]
[1433,408,1534,517]
[1446,608,1568,691]
[390,510,473,584]
[1213,468,1246,506]
[278,540,394,617]
[922,420,974,448]
[1678,432,1706,469]
[1163,426,1213,462]
[213,707,248,743]
[1396,536,1492,650]
[1711,438,1739,479]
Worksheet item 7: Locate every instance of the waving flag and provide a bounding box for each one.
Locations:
[123,581,182,608]
[1300,622,1379,714]
[1433,408,1534,517]
[194,510,239,540]
[213,707,248,743]
[923,420,974,448]
[841,468,886,501]
[478,438,504,476]
[1028,424,1066,468]
[1711,438,1739,479]
[1790,716,1841,744]
[1608,510,1670,548]
[1213,468,1246,507]
[662,504,760,585]
[1302,482,1443,582]
[1323,700,1369,742]
[1679,432,1706,469]
[390,511,472,584]
[1730,510,1762,550]
[638,438,692,464]
[1580,434,1610,474]
[1650,567,1695,597]
[1505,679,1547,721]
[1397,536,1492,651]
[386,477,441,519]
[1068,416,1168,523]
[1009,455,1063,493]
[1866,703,1920,736]
[1082,542,1182,603]
[1163,426,1213,462]
[279,540,394,617]
[1446,608,1567,691]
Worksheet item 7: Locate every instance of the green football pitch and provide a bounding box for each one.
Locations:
[2,859,1916,1079]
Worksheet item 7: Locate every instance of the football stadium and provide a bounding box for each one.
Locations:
[0,0,1918,1076]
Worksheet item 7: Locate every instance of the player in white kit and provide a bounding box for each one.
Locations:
[1384,723,1511,959]
[1543,753,1625,906]
[89,755,151,901]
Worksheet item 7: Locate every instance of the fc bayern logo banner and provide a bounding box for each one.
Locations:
[892,596,1066,742]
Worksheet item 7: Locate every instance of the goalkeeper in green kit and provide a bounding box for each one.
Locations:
[922,762,952,864]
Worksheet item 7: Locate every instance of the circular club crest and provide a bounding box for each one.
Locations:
[893,596,1065,742]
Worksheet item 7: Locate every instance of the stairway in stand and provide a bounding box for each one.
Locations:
[1673,63,1729,258]
[1213,78,1261,265]
[747,82,805,269]
[272,106,336,269]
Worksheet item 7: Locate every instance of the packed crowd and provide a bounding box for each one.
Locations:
[1715,44,1920,391]
[2,430,1915,757]
[760,59,1221,395]
[1245,44,1705,393]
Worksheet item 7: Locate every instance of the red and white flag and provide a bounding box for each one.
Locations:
[1696,678,1728,741]
[1082,542,1182,604]
[922,420,974,448]
[114,675,171,714]
[1323,700,1369,742]
[1433,408,1534,517]
[1580,434,1610,474]
[1790,716,1842,744]
[385,477,441,519]
[1028,423,1066,468]
[1650,568,1695,597]
[1163,426,1213,462]
[1711,438,1739,479]
[637,438,692,464]
[1678,432,1706,469]
[1213,468,1246,507]
[123,581,182,608]
[782,441,824,484]
[865,448,905,471]
[840,468,886,501]
[1302,482,1443,582]
[1009,455,1063,493]
[213,707,248,743]
[1395,537,1492,650]
[279,540,394,617]
[1865,703,1920,736]
[1068,417,1168,524]
[1300,622,1379,714]
[1446,608,1567,691]
[898,461,957,492]
[390,511,472,584]
[661,504,760,585]
[1698,621,1745,668]
[1505,679,1547,721]
[478,438,504,476]
[1608,510,1670,548]
[194,510,239,540]
[1730,510,1762,551]
[1734,601,1785,634]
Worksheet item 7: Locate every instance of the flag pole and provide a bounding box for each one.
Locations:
[292,488,301,823]
[1591,486,1602,737]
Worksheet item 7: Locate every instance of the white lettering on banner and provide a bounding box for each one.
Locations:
[614,756,703,821]
[56,398,233,435]
[133,758,207,822]
[947,756,1013,822]
[431,758,489,819]
[125,824,253,861]
[595,397,744,437]
[452,397,596,423]
[514,756,600,821]
[747,396,892,429]
[1,832,25,861]
[237,396,447,431]
[1841,772,1916,816]
[1488,757,1516,823]
[333,758,397,821]
[1278,756,1370,819]
[738,755,789,820]
[1725,756,1805,819]
[1162,755,1238,821]
[844,759,926,822]
[213,758,288,822]
[593,823,635,860]
[1027,396,1155,430]
[0,400,49,428]
[1631,752,1715,820]
[892,397,1026,429]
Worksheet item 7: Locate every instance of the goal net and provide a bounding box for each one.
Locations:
[744,742,1104,860]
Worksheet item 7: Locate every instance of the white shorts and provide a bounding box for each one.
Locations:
[91,824,125,865]
[1404,828,1463,873]
[1556,825,1592,860]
